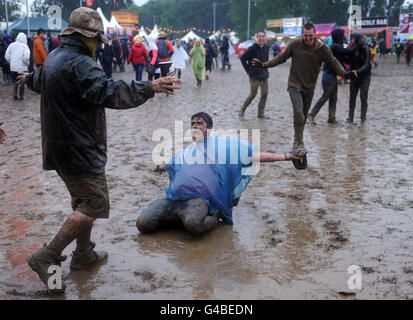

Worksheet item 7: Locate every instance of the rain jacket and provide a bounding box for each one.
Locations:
[241,42,270,81]
[5,32,30,72]
[165,137,256,224]
[26,36,154,176]
[190,41,206,81]
[128,42,148,65]
[33,34,47,65]
[323,29,354,75]
[112,39,122,61]
[348,43,371,79]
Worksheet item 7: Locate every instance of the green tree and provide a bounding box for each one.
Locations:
[128,0,233,36]
[0,0,22,21]
[306,0,348,25]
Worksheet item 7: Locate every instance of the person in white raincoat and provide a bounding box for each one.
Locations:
[171,39,189,79]
[5,32,30,100]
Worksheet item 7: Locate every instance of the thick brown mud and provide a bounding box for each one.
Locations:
[0,55,412,299]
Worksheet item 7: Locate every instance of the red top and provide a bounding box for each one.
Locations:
[128,42,148,65]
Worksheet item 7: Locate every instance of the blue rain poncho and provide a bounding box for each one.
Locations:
[164,137,257,224]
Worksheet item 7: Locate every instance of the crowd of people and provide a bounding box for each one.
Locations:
[0,6,412,295]
[92,31,232,88]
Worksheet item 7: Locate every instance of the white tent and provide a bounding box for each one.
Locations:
[181,30,202,42]
[209,31,221,40]
[96,7,110,32]
[109,16,122,29]
[138,26,147,37]
[149,24,159,39]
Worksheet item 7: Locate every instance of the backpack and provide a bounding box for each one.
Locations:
[157,39,170,59]
[149,50,160,68]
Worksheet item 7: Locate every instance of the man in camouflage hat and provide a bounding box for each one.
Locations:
[18,7,180,294]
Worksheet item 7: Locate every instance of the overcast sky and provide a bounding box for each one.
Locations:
[133,0,149,6]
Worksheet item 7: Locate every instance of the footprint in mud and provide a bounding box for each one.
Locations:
[132,270,178,293]
[314,208,327,219]
[323,220,341,231]
[306,182,326,190]
[381,276,398,285]
[322,220,348,251]
[361,266,375,274]
[402,267,413,274]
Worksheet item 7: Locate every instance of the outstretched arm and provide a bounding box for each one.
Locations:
[253,43,292,68]
[252,150,307,163]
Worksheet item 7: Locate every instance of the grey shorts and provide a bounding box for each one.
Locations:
[58,172,110,219]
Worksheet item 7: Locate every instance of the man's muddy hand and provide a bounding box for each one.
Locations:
[252,58,265,68]
[17,72,30,86]
[151,76,181,95]
[344,70,358,80]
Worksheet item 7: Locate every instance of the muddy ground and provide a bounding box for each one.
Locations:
[0,54,412,300]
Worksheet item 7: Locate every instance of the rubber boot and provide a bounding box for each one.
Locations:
[27,246,67,294]
[70,245,108,271]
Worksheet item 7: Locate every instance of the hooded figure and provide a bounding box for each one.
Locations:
[190,39,206,87]
[308,28,355,125]
[171,39,189,79]
[5,32,30,100]
[1,35,12,85]
[128,37,148,81]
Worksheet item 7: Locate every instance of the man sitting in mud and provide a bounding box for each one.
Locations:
[136,112,307,235]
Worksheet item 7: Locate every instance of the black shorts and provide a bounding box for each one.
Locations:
[58,172,110,219]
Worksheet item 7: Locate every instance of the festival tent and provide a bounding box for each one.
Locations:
[138,26,147,37]
[96,7,110,32]
[209,30,239,44]
[181,30,202,42]
[149,25,159,39]
[109,16,122,29]
[209,31,221,40]
[10,16,68,33]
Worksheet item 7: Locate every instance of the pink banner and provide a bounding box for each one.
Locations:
[315,23,336,36]
[399,13,413,34]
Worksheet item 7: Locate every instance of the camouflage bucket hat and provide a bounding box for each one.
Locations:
[59,7,108,44]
